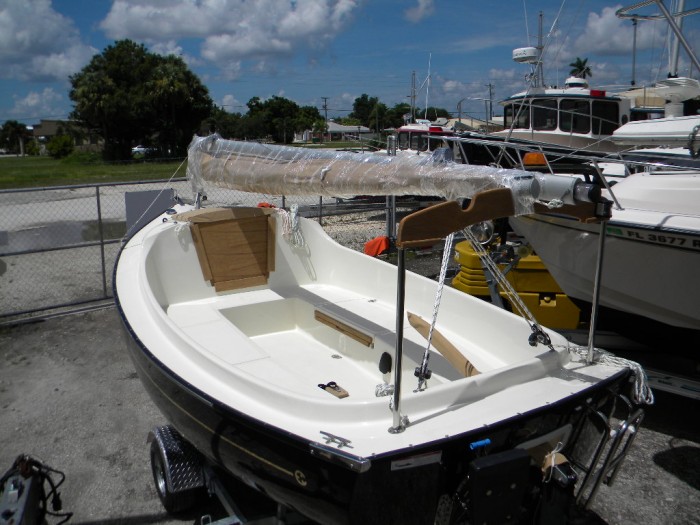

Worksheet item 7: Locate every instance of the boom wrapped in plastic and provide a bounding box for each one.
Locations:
[186,134,598,215]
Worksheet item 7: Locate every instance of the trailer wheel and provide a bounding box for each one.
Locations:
[149,432,202,514]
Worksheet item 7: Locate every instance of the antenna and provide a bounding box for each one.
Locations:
[418,54,432,119]
[425,53,431,119]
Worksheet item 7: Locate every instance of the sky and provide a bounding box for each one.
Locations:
[1,0,699,126]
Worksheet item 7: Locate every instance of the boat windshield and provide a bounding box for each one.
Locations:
[532,99,557,131]
[504,103,530,129]
[560,99,591,134]
[592,100,620,134]
[505,98,621,136]
[397,130,452,152]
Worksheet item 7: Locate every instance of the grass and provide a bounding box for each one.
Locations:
[0,155,188,190]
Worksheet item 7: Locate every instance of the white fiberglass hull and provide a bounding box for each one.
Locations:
[510,172,700,330]
[612,115,700,147]
[490,129,624,154]
[114,203,637,524]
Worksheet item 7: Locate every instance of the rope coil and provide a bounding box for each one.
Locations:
[278,204,305,248]
[568,345,655,405]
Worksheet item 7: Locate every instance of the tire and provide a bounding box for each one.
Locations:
[150,438,201,514]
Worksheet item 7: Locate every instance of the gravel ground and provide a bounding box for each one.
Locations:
[0,307,698,525]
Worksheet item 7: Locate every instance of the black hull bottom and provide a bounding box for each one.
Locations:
[118,312,634,525]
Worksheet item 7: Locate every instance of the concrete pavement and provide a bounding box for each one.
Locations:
[0,307,698,524]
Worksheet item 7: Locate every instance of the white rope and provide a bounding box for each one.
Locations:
[567,345,655,405]
[416,232,455,391]
[277,204,305,248]
[543,441,565,483]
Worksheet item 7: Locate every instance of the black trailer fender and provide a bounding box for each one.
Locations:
[148,424,206,514]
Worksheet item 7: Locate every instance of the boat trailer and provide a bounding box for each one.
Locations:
[148,394,645,525]
[148,425,309,525]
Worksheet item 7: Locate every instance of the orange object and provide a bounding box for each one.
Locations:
[523,152,547,167]
[363,236,390,256]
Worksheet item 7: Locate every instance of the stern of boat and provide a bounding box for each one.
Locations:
[338,367,643,525]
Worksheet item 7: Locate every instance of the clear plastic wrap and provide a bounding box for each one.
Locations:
[187,134,590,215]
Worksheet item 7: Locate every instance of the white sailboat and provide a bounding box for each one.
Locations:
[114,135,651,524]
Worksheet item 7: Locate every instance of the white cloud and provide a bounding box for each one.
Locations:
[572,6,665,57]
[0,0,97,82]
[452,35,513,54]
[100,0,360,68]
[441,79,467,94]
[404,0,434,23]
[219,61,244,81]
[10,88,65,119]
[99,0,207,41]
[340,92,355,103]
[221,93,244,111]
[485,68,528,100]
[438,78,484,100]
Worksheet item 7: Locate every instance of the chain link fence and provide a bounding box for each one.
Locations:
[0,179,443,324]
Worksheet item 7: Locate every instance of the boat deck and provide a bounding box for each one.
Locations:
[165,281,496,402]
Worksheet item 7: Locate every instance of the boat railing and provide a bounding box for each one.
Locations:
[443,133,700,180]
[388,187,607,433]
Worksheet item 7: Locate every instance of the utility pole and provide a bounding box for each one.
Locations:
[485,83,494,123]
[322,97,329,142]
[410,71,416,122]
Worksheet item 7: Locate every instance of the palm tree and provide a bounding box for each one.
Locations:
[569,57,592,79]
[0,120,32,155]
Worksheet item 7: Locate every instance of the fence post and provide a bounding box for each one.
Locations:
[386,196,396,240]
[95,186,108,298]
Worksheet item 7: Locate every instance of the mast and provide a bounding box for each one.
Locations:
[632,17,638,85]
[424,53,432,119]
[617,1,700,77]
[668,0,686,76]
[537,11,545,87]
[654,0,700,75]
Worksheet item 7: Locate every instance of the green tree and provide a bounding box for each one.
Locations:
[368,102,388,132]
[569,57,592,79]
[240,96,323,144]
[424,106,451,120]
[349,94,380,127]
[0,120,32,155]
[69,39,213,160]
[311,119,328,141]
[295,105,324,136]
[265,96,303,144]
[334,116,362,126]
[46,135,74,159]
[239,107,269,141]
[385,102,414,128]
[147,55,213,156]
[204,106,244,138]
